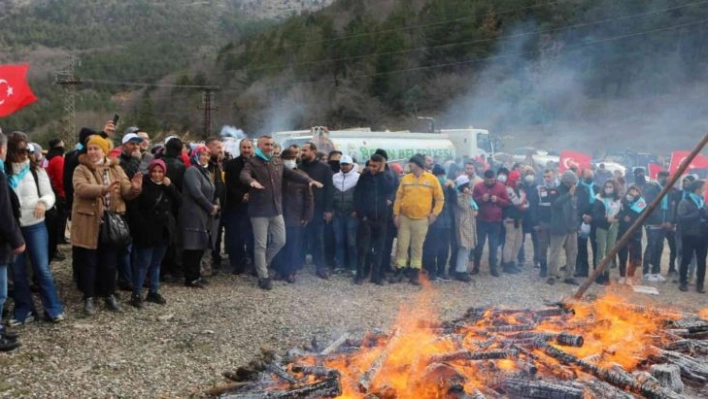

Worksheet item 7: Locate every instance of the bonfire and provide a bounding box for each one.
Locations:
[210,287,708,399]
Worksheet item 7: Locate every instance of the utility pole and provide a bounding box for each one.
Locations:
[55,54,81,147]
[197,88,219,140]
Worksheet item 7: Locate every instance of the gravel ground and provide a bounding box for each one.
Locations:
[1,242,708,398]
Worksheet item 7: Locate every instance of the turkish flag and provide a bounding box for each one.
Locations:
[559,150,592,173]
[0,64,38,118]
[647,163,665,180]
[668,151,708,175]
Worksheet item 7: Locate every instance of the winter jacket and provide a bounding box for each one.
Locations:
[207,159,225,207]
[161,153,186,193]
[454,191,477,249]
[332,166,360,216]
[8,161,56,227]
[472,181,510,223]
[353,167,395,222]
[299,159,334,218]
[180,165,217,251]
[591,195,622,231]
[618,196,646,239]
[576,180,600,219]
[643,182,676,226]
[521,182,540,231]
[502,186,529,222]
[70,155,141,250]
[224,155,251,210]
[0,171,25,265]
[677,196,707,238]
[181,165,218,250]
[45,149,65,198]
[394,171,444,219]
[130,177,181,248]
[549,185,579,236]
[537,184,560,224]
[431,184,456,230]
[118,151,141,180]
[240,155,312,218]
[282,168,314,227]
[63,149,81,212]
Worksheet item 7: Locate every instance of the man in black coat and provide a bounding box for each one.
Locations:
[157,136,187,281]
[0,130,26,351]
[223,138,255,274]
[299,142,334,279]
[575,169,601,277]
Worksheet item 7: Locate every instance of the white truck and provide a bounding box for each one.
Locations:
[273,127,493,163]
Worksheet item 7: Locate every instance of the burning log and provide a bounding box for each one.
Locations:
[483,323,537,333]
[512,332,584,348]
[358,329,401,393]
[537,341,684,399]
[583,379,636,399]
[320,333,350,355]
[651,348,708,383]
[668,319,708,334]
[219,369,342,399]
[290,364,336,378]
[664,339,708,355]
[428,349,518,364]
[500,378,584,399]
[265,363,298,385]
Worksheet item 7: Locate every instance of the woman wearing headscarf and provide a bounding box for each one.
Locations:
[180,145,219,288]
[129,159,181,308]
[4,132,63,325]
[452,175,477,282]
[72,135,142,315]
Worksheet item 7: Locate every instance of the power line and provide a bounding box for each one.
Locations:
[215,0,708,74]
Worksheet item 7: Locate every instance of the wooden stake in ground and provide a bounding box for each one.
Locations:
[574,133,708,300]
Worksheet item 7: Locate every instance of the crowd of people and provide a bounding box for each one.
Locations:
[0,120,706,352]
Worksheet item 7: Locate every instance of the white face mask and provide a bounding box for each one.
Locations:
[524,175,535,184]
[283,160,297,169]
[605,188,614,195]
[497,174,507,183]
[626,194,635,202]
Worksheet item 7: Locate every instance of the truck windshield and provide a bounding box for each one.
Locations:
[477,133,492,154]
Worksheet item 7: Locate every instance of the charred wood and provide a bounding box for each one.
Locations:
[429,349,519,364]
[651,348,708,383]
[500,378,583,399]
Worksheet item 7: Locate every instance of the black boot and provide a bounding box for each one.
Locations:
[258,278,272,290]
[454,272,472,283]
[470,263,480,275]
[503,262,521,274]
[410,269,421,286]
[539,261,548,278]
[389,268,405,284]
[105,295,123,313]
[0,335,20,352]
[490,266,500,277]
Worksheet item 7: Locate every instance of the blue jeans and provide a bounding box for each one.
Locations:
[117,244,133,288]
[132,246,167,297]
[333,214,358,270]
[12,223,63,320]
[0,264,7,326]
[474,221,502,270]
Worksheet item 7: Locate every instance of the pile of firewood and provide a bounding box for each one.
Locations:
[208,299,708,399]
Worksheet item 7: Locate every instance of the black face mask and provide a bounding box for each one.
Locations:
[584,177,594,184]
[635,175,646,185]
[329,160,340,173]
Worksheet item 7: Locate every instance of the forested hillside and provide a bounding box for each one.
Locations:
[2,0,708,150]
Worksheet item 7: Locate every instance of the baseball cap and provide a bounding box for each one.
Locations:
[122,133,145,145]
[340,155,353,165]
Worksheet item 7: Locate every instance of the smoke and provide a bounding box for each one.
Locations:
[441,1,708,154]
[220,125,247,139]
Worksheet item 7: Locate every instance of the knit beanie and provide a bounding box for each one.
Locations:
[409,154,426,170]
[87,135,111,155]
[374,148,389,160]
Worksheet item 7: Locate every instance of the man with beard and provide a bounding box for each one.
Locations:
[472,170,510,277]
[299,142,334,279]
[137,130,154,173]
[45,139,67,261]
[224,138,255,275]
[204,137,226,275]
[327,151,342,174]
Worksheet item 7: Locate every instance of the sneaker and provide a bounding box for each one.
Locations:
[146,293,167,305]
[333,267,346,275]
[546,277,556,285]
[644,273,659,283]
[654,274,666,283]
[679,283,688,292]
[258,278,273,290]
[618,277,626,285]
[437,273,451,282]
[105,295,123,313]
[7,315,35,327]
[84,298,96,316]
[44,312,65,323]
[130,295,144,309]
[185,279,206,289]
[454,272,472,283]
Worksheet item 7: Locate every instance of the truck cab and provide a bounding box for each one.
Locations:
[439,128,493,160]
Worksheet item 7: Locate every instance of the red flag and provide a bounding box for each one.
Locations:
[647,163,665,180]
[559,151,592,173]
[668,151,708,175]
[0,64,38,118]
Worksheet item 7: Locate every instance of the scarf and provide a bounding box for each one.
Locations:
[579,180,596,204]
[8,161,31,189]
[689,192,705,210]
[629,197,647,214]
[602,197,621,218]
[255,148,271,162]
[468,196,479,211]
[0,159,4,175]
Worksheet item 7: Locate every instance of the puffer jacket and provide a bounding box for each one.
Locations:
[8,160,56,227]
[332,166,360,216]
[677,196,707,238]
[71,155,141,250]
[354,167,395,221]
